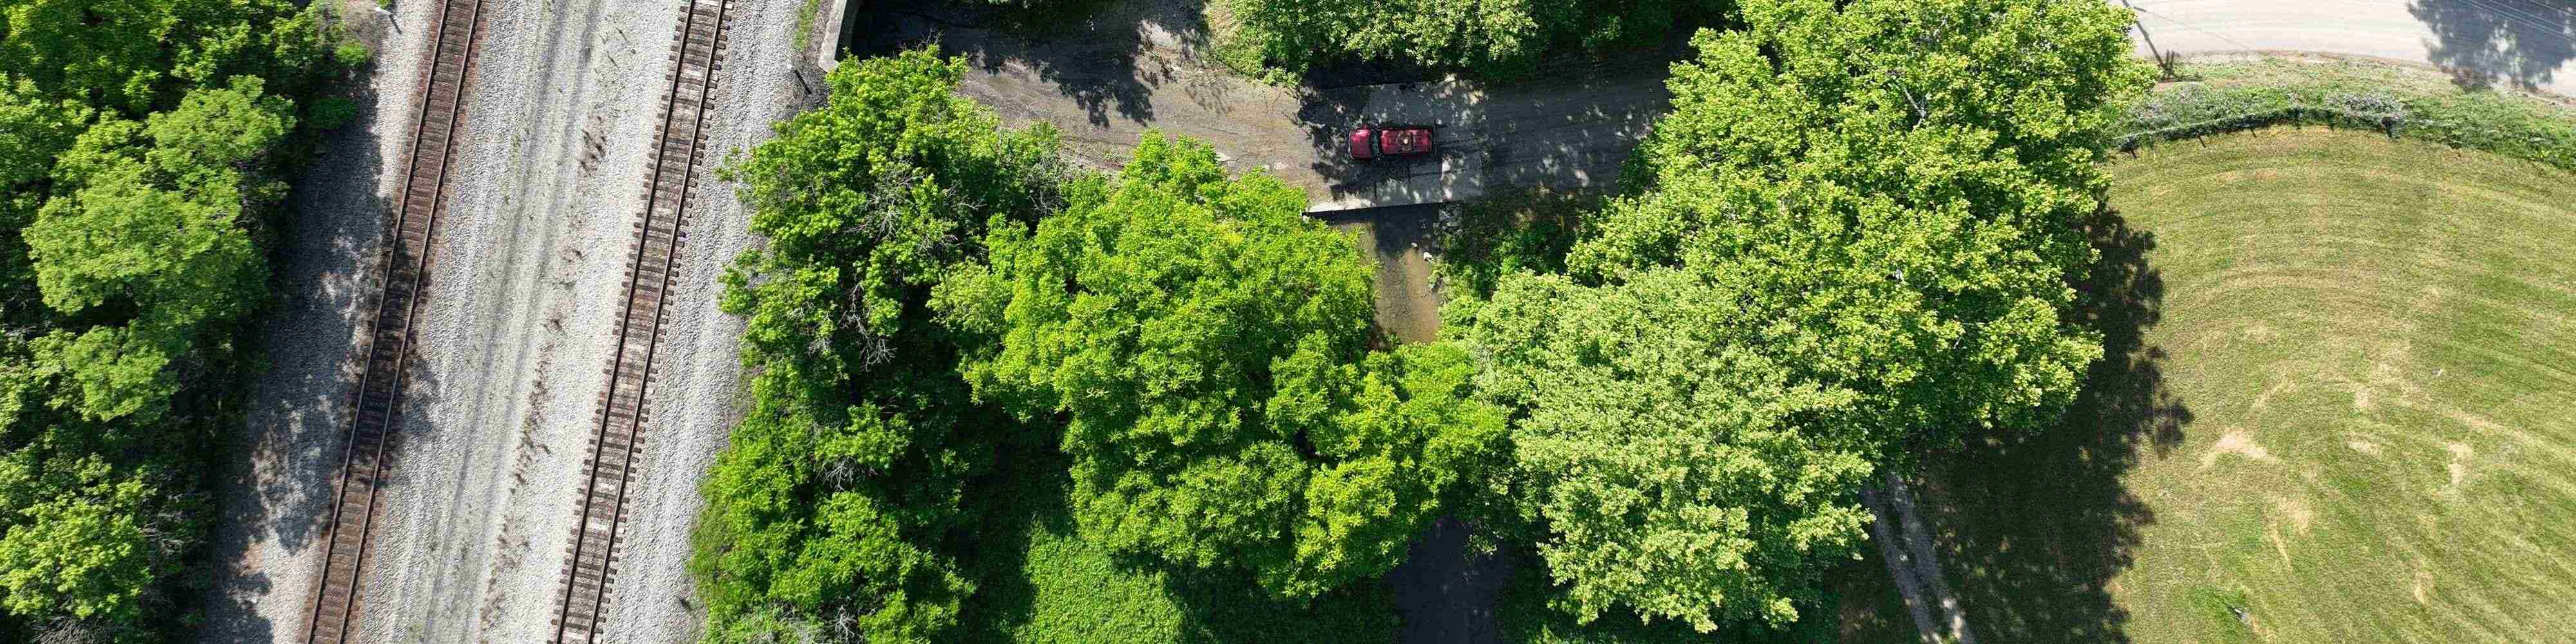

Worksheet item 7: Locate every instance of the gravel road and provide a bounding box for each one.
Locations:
[2126,0,2576,97]
[860,0,1672,211]
[202,0,804,640]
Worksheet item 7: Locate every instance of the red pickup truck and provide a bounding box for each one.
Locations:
[1349,124,1434,162]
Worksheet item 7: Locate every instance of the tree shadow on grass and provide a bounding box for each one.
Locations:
[958,442,1398,643]
[1914,208,2189,643]
[1161,564,1399,643]
[1491,543,1852,644]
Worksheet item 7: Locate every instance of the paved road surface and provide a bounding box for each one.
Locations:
[2127,0,2576,96]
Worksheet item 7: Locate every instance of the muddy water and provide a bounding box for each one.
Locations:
[1320,204,1446,345]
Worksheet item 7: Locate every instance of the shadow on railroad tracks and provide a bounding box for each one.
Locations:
[853,0,1213,127]
[2410,0,2576,91]
[197,70,421,641]
[1900,208,2189,643]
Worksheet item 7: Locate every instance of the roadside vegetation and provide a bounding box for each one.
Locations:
[698,0,2152,641]
[2122,54,2576,172]
[690,48,1057,641]
[0,1,366,641]
[1215,0,1730,80]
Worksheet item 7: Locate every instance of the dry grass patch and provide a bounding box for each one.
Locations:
[1877,128,2576,644]
[2099,128,2576,643]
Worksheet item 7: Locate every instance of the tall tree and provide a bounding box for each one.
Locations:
[1453,0,2152,631]
[937,131,1504,598]
[23,77,286,422]
[0,77,87,320]
[693,48,1060,643]
[1460,269,1879,630]
[1226,0,1730,78]
[0,2,344,641]
[0,0,335,114]
[0,457,155,624]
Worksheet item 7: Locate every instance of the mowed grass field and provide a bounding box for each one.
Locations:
[1911,128,2576,643]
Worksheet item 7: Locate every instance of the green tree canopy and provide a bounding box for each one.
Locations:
[0,77,83,189]
[0,0,334,113]
[0,77,88,317]
[694,48,1059,643]
[1226,0,1731,79]
[1225,0,1729,78]
[937,131,1502,598]
[1461,269,1879,629]
[0,457,153,624]
[22,77,286,422]
[1452,0,2151,631]
[0,2,343,641]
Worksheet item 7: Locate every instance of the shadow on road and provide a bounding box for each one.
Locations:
[855,0,1213,127]
[2410,0,2576,90]
[1909,208,2189,643]
[1292,53,1674,211]
[1385,517,1510,643]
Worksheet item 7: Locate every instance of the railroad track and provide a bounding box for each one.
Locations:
[306,1,485,643]
[550,0,732,641]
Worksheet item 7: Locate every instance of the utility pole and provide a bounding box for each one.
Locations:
[2120,0,2181,80]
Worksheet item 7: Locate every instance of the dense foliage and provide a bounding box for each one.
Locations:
[698,48,1510,641]
[0,1,353,640]
[1448,0,2152,632]
[1222,0,1728,79]
[936,132,1503,598]
[2116,56,2576,172]
[708,0,2158,636]
[692,48,1060,642]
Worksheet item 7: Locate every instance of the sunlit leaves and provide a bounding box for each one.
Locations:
[697,48,1057,643]
[1454,0,2150,632]
[940,132,1500,599]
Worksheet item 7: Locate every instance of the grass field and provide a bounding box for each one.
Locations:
[950,127,2576,643]
[1904,128,2576,643]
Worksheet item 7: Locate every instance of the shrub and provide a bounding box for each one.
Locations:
[334,42,373,68]
[2116,55,2576,171]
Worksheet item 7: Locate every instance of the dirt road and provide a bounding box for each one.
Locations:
[2127,0,2576,96]
[859,0,1672,212]
[866,0,2576,214]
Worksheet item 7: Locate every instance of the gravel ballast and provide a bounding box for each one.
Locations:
[202,0,808,641]
[593,0,820,639]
